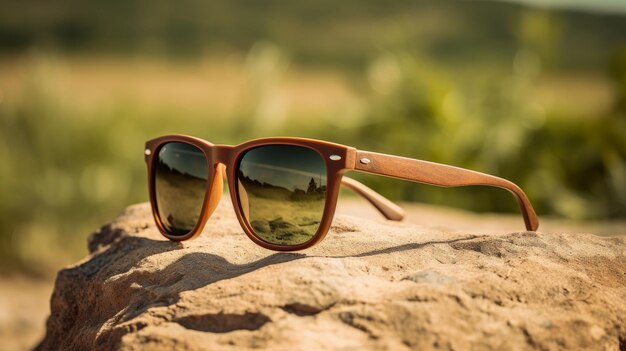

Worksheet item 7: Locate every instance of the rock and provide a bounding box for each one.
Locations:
[36,199,626,350]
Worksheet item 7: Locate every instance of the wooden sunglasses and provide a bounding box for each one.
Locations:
[145,134,539,251]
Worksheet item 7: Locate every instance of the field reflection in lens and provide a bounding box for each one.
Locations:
[236,145,327,246]
[155,142,209,236]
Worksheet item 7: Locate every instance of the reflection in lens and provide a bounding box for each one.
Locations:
[155,142,209,236]
[236,145,327,246]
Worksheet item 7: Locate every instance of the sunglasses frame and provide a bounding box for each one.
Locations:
[146,134,359,251]
[145,134,539,251]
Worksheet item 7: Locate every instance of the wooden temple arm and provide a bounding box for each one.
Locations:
[353,150,539,231]
[341,177,405,221]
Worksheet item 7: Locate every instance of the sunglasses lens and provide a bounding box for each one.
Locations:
[237,145,327,246]
[154,142,209,236]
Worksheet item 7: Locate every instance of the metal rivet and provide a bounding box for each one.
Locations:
[329,154,342,161]
[144,149,152,156]
[359,157,371,165]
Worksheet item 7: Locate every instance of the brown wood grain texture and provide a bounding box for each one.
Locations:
[354,150,539,231]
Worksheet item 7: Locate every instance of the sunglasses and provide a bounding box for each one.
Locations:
[145,135,539,251]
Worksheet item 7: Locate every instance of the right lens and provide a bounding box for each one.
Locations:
[236,144,327,246]
[154,142,209,236]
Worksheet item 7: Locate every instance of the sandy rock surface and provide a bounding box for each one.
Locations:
[36,199,626,350]
[0,277,51,351]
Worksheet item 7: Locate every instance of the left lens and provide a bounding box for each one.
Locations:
[154,142,209,236]
[236,145,327,246]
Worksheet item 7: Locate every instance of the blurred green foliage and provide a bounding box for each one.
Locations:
[341,52,626,220]
[1,0,625,69]
[0,0,625,274]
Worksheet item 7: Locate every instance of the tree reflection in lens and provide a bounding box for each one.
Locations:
[155,142,209,235]
[237,145,327,246]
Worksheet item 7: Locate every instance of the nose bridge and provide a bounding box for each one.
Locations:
[212,144,234,165]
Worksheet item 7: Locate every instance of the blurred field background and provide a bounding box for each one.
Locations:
[0,0,625,279]
[1,1,626,348]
